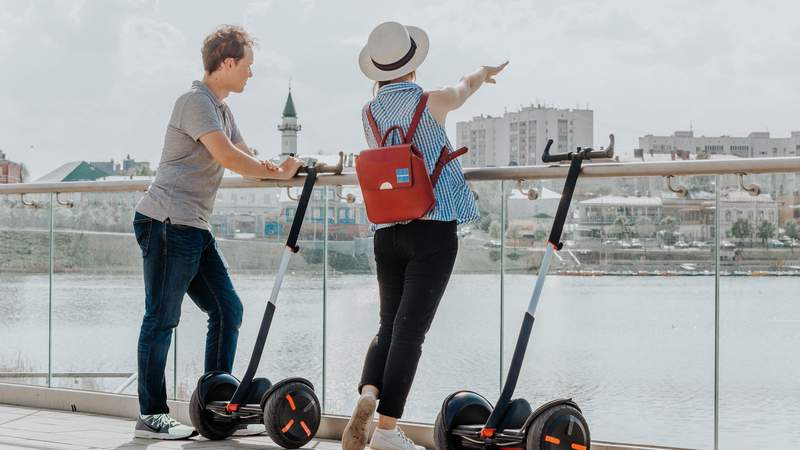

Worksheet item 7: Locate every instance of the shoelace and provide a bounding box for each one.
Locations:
[150,414,181,430]
[396,428,414,448]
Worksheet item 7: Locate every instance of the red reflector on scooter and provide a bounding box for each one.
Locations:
[480,428,495,438]
[226,403,239,413]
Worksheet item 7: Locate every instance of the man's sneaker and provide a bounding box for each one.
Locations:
[233,423,266,436]
[342,393,377,450]
[369,426,425,450]
[134,414,197,440]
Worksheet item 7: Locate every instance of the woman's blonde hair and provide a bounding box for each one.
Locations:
[372,71,416,97]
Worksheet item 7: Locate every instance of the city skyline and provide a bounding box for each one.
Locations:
[1,0,799,179]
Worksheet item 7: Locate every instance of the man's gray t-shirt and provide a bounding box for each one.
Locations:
[136,81,242,230]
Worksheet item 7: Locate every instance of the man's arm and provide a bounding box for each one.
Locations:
[200,131,298,180]
[234,139,255,157]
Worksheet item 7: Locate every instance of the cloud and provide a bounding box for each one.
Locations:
[117,15,188,78]
[244,0,274,17]
[2,0,800,179]
[338,35,363,48]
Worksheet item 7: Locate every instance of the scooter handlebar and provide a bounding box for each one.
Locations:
[542,134,615,163]
[297,151,345,175]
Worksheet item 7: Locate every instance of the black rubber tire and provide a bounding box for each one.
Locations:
[434,410,465,450]
[263,382,321,449]
[525,404,590,450]
[189,388,238,440]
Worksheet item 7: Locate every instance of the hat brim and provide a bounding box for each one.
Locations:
[359,26,429,82]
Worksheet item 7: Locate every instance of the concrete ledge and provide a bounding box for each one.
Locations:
[0,383,696,450]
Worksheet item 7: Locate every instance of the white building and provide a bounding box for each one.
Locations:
[639,130,800,158]
[719,190,780,240]
[456,105,593,167]
[638,130,800,195]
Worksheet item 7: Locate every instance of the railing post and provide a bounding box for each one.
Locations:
[322,186,328,413]
[500,181,506,389]
[48,193,53,388]
[714,175,721,450]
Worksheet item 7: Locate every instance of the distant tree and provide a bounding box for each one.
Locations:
[757,220,776,245]
[489,220,502,239]
[613,216,635,239]
[784,220,798,239]
[658,215,679,236]
[20,163,30,182]
[731,218,752,241]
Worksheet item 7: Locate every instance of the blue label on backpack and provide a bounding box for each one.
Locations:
[395,168,410,184]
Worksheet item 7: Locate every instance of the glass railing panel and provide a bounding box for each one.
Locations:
[175,186,324,401]
[718,171,800,449]
[323,181,503,423]
[46,190,151,395]
[0,193,52,387]
[502,175,715,449]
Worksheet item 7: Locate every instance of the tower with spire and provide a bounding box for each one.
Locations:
[278,85,301,156]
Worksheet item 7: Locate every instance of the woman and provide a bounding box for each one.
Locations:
[343,21,507,450]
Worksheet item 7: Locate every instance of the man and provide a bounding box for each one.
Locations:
[132,25,303,439]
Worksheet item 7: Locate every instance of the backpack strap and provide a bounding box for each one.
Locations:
[363,102,382,146]
[404,92,429,144]
[430,146,469,187]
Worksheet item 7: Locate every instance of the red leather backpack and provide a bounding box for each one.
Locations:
[356,92,467,224]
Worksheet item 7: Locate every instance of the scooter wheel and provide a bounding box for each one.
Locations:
[434,410,465,450]
[525,403,590,450]
[263,381,321,448]
[189,388,239,440]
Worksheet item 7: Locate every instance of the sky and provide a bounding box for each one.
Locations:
[1,0,798,179]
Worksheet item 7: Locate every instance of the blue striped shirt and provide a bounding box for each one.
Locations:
[361,82,480,230]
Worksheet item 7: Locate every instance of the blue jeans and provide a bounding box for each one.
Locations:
[133,212,243,415]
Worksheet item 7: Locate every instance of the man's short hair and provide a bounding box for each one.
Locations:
[202,25,255,74]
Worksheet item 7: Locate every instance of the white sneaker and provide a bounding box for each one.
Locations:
[369,426,425,450]
[134,413,196,440]
[342,393,377,450]
[233,423,266,436]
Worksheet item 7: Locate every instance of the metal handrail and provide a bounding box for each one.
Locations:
[1,157,798,195]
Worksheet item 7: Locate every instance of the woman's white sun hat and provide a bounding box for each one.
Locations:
[359,21,429,82]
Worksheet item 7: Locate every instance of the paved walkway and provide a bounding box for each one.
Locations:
[0,404,341,450]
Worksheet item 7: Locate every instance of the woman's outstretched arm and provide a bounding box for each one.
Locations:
[428,61,508,124]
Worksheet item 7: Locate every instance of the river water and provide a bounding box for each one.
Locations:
[2,273,799,449]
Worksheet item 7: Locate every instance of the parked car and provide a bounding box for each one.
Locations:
[690,240,709,248]
[720,240,736,249]
[629,239,643,248]
[483,239,502,249]
[674,241,690,249]
[767,239,785,248]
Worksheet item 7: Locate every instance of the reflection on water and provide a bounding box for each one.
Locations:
[2,273,800,449]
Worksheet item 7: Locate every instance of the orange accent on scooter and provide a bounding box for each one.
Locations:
[480,428,495,438]
[281,419,295,433]
[286,394,296,411]
[300,420,311,437]
[544,435,561,444]
[571,444,587,450]
[226,403,239,413]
